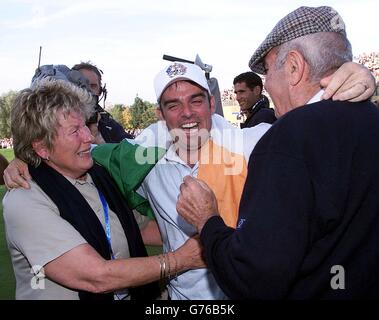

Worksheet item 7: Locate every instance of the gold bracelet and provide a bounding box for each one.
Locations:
[166,252,171,279]
[170,250,178,280]
[158,255,164,282]
[157,254,167,289]
[162,254,167,279]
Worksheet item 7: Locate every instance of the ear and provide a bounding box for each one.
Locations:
[253,86,262,96]
[155,106,164,121]
[209,96,216,114]
[32,140,50,160]
[286,50,306,86]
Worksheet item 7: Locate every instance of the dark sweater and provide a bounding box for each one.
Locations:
[240,96,277,128]
[201,99,379,299]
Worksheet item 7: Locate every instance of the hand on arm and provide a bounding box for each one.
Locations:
[176,176,219,233]
[172,235,206,271]
[45,243,166,293]
[44,237,205,294]
[3,158,31,189]
[321,61,376,101]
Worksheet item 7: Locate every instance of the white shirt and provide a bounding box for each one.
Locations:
[307,89,325,105]
[138,143,226,300]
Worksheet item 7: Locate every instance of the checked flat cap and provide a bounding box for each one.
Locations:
[249,6,347,74]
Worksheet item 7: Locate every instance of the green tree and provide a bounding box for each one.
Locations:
[108,104,126,127]
[0,91,17,138]
[128,96,157,130]
[122,107,132,130]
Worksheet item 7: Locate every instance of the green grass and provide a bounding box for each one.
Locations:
[0,149,14,162]
[0,148,15,299]
[0,148,161,300]
[0,184,15,300]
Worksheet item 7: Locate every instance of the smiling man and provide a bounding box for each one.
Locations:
[233,71,277,128]
[131,62,268,299]
[156,63,216,165]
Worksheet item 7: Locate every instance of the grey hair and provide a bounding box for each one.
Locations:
[11,79,94,166]
[275,32,352,82]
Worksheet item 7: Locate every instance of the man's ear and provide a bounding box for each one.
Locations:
[32,140,50,160]
[210,96,216,114]
[286,50,306,86]
[155,106,164,121]
[253,86,262,96]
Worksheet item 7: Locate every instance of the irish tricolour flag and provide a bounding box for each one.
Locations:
[92,114,269,227]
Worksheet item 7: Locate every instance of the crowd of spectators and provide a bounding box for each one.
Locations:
[221,88,237,104]
[0,138,13,149]
[354,52,379,82]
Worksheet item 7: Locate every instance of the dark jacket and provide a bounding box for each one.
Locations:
[240,95,276,128]
[201,99,379,299]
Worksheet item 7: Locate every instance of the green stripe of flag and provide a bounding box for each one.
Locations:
[92,140,166,218]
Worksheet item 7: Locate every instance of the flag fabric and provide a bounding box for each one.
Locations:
[92,114,270,226]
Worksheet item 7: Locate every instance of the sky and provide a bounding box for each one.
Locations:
[0,0,377,106]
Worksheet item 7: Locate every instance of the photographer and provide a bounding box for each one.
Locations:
[72,61,134,143]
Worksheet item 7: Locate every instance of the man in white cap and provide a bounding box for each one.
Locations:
[176,6,379,299]
[4,57,377,300]
[132,61,269,299]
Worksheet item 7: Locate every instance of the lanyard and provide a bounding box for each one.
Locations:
[97,190,115,260]
[98,190,130,300]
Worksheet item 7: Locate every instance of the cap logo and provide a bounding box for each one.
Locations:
[166,63,187,78]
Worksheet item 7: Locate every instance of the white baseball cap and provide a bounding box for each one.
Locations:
[154,62,211,102]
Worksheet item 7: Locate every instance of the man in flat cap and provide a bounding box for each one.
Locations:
[176,6,379,299]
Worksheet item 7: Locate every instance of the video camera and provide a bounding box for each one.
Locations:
[31,64,102,126]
